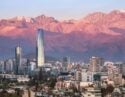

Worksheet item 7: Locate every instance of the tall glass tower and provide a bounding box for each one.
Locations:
[37,29,45,67]
[15,46,22,74]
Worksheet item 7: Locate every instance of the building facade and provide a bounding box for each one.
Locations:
[15,46,22,74]
[37,29,45,67]
[89,56,104,72]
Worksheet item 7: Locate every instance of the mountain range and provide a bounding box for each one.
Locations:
[0,10,125,61]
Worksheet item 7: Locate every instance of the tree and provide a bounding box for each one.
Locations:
[101,84,114,97]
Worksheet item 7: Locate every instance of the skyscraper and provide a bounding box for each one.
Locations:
[62,57,70,71]
[37,29,45,67]
[15,46,22,74]
[89,56,104,72]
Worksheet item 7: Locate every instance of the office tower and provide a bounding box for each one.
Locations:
[89,56,104,72]
[4,59,13,73]
[114,62,125,75]
[37,29,45,67]
[15,46,22,74]
[90,56,104,66]
[0,61,5,73]
[62,57,70,71]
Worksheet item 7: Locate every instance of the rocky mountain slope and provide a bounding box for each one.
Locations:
[0,10,125,61]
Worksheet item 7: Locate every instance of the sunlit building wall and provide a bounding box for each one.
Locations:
[37,29,45,67]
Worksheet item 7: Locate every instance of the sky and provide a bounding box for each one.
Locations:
[0,0,125,20]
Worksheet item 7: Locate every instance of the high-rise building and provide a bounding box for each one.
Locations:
[4,59,13,73]
[0,61,5,73]
[88,56,104,72]
[37,29,45,67]
[15,46,22,74]
[62,57,70,71]
[75,70,82,81]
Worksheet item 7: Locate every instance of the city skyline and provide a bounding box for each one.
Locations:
[0,0,125,20]
[0,1,125,97]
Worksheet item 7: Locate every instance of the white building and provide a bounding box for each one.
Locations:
[75,69,94,82]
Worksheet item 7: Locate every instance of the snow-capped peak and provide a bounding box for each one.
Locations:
[14,16,32,22]
[119,9,125,13]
